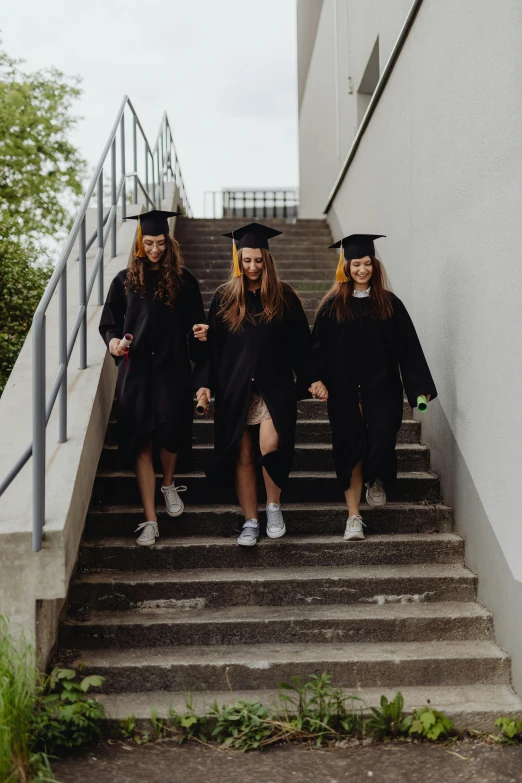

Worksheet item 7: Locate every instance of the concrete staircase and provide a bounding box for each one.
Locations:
[56,218,522,729]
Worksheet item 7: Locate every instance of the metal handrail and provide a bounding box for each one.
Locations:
[323,0,424,213]
[203,189,299,219]
[0,96,192,550]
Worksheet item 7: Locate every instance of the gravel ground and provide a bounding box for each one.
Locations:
[52,739,522,783]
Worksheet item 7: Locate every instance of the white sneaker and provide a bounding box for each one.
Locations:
[266,503,286,539]
[135,521,159,547]
[161,483,187,517]
[344,515,365,541]
[366,478,387,507]
[237,519,260,547]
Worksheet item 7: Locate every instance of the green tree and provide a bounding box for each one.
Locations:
[0,46,86,393]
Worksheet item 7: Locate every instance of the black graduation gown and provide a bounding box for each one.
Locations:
[194,284,317,490]
[312,292,437,491]
[99,266,206,468]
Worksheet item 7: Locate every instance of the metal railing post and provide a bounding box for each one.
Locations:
[79,218,87,369]
[120,115,126,220]
[133,114,138,204]
[161,128,165,198]
[145,150,149,199]
[58,266,67,443]
[97,170,104,305]
[111,139,117,258]
[32,314,46,552]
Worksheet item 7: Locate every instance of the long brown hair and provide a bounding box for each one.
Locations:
[218,248,286,332]
[320,255,393,322]
[125,234,183,308]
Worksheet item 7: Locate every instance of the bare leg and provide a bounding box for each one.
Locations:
[159,447,178,487]
[235,429,258,521]
[135,440,157,522]
[259,418,281,505]
[344,459,364,517]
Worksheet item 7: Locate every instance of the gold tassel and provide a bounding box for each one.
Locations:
[232,233,242,278]
[335,245,349,283]
[137,217,145,258]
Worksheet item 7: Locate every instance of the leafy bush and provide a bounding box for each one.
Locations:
[0,616,105,782]
[33,669,105,755]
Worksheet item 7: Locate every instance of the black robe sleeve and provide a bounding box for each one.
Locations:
[394,296,438,409]
[311,302,331,385]
[191,291,221,394]
[284,288,317,398]
[180,268,208,364]
[99,271,127,363]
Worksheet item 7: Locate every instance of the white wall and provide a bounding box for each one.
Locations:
[326,0,522,691]
[297,0,412,218]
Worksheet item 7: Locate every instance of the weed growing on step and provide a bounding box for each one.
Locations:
[494,717,522,743]
[0,616,105,782]
[121,674,468,752]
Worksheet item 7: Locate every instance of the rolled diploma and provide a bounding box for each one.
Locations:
[195,394,210,415]
[417,394,428,412]
[119,333,133,350]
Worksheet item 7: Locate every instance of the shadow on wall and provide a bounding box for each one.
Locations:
[419,397,522,694]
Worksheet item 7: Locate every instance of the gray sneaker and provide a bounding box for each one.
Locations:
[344,515,365,541]
[135,521,159,547]
[237,519,260,547]
[266,503,286,539]
[366,478,387,507]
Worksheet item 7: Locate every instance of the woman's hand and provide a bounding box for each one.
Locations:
[309,381,328,400]
[109,338,127,357]
[196,387,211,407]
[193,323,209,342]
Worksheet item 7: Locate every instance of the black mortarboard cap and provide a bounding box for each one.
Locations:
[127,209,181,236]
[329,234,386,259]
[222,222,283,250]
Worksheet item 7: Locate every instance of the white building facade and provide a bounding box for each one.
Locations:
[297,0,522,692]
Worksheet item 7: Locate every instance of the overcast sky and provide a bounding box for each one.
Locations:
[2,0,299,217]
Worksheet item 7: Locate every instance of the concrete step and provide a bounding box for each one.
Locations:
[78,533,464,572]
[95,684,522,732]
[104,418,421,447]
[61,601,491,651]
[85,502,453,539]
[98,443,431,474]
[91,470,440,506]
[68,563,477,614]
[70,639,510,693]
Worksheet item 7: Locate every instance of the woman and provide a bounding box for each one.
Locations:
[312,234,437,541]
[195,222,327,547]
[99,209,208,547]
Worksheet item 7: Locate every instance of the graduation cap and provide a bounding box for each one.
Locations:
[127,210,181,257]
[329,234,386,283]
[222,223,283,278]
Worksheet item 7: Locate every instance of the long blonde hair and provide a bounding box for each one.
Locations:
[218,248,286,332]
